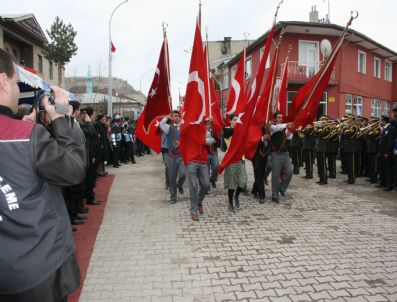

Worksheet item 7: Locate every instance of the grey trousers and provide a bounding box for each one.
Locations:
[187,162,210,214]
[208,153,220,183]
[271,152,293,199]
[164,154,186,202]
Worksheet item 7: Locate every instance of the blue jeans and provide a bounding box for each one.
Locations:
[207,153,220,183]
[271,152,293,199]
[187,163,210,214]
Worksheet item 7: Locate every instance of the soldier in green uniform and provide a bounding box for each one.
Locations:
[288,130,303,175]
[365,119,381,183]
[343,119,358,184]
[302,125,316,179]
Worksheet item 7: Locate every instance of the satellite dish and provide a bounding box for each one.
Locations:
[320,39,332,58]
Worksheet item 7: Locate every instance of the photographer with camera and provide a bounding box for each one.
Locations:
[0,49,86,301]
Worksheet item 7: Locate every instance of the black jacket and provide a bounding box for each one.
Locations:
[379,124,395,157]
[0,105,86,294]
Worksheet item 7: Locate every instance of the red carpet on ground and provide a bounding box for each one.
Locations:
[69,174,114,302]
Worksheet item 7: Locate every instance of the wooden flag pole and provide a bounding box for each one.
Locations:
[162,22,172,109]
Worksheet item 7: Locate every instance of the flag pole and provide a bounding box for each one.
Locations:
[162,22,172,110]
[265,30,284,122]
[277,44,291,111]
[292,11,358,122]
[198,0,202,29]
[205,26,212,118]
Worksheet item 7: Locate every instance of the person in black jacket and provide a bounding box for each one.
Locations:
[0,49,86,302]
[376,115,395,191]
[80,107,101,205]
[95,114,108,176]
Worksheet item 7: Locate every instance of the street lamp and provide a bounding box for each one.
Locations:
[108,0,128,117]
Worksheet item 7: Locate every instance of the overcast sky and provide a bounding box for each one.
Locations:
[3,0,396,107]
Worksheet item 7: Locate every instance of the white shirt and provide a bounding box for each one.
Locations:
[269,123,293,140]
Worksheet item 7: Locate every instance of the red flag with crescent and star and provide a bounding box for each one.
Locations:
[142,39,172,132]
[135,115,162,154]
[180,20,207,164]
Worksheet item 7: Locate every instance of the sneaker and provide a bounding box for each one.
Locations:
[228,205,235,213]
[178,186,184,194]
[210,181,216,188]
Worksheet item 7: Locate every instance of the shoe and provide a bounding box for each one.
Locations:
[210,181,216,188]
[131,161,137,164]
[317,181,327,185]
[234,195,240,209]
[365,179,371,182]
[191,214,199,221]
[293,171,299,175]
[78,207,89,214]
[228,204,235,213]
[303,175,313,179]
[170,200,176,204]
[259,198,265,204]
[370,180,377,184]
[375,184,384,188]
[271,197,279,203]
[198,204,204,214]
[329,175,336,179]
[251,192,259,199]
[72,227,77,232]
[76,214,87,220]
[113,165,119,168]
[87,200,101,205]
[384,187,393,191]
[97,171,108,176]
[178,187,184,194]
[347,180,355,184]
[71,218,85,225]
[279,189,285,197]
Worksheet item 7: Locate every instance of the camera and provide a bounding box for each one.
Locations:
[35,89,55,111]
[32,89,69,114]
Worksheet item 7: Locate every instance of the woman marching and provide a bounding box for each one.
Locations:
[223,114,248,213]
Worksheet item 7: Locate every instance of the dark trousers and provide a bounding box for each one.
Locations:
[327,152,337,178]
[361,151,368,176]
[303,149,313,177]
[379,155,393,188]
[354,151,362,177]
[112,144,121,166]
[85,162,97,202]
[136,139,144,156]
[393,155,397,188]
[367,153,378,182]
[251,155,267,198]
[126,141,136,163]
[346,152,356,183]
[289,147,301,174]
[63,184,85,217]
[316,152,327,182]
[340,148,346,172]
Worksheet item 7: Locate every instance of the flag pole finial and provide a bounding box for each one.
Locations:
[275,0,283,17]
[162,22,168,39]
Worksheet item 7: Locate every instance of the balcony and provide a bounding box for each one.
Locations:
[279,61,337,85]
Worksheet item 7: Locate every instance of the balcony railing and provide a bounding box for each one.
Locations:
[279,61,336,83]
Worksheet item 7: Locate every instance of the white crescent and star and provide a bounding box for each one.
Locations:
[187,71,206,124]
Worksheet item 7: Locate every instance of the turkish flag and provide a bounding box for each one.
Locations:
[277,59,288,116]
[218,22,276,173]
[226,48,246,121]
[209,78,225,137]
[135,114,162,154]
[180,21,207,164]
[286,54,338,131]
[111,41,116,53]
[244,46,279,160]
[143,40,172,132]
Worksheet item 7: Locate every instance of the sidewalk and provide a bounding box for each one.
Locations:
[78,153,397,302]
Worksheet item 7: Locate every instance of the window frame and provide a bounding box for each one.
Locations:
[374,57,381,78]
[345,94,352,115]
[38,55,43,74]
[383,100,389,116]
[353,95,363,116]
[358,50,366,74]
[371,99,382,118]
[385,59,392,82]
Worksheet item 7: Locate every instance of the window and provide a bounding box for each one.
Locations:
[231,66,237,80]
[385,60,392,82]
[38,55,43,74]
[299,40,319,77]
[383,101,389,116]
[374,57,381,78]
[317,92,328,119]
[358,51,366,74]
[353,95,363,115]
[286,91,297,115]
[49,61,53,80]
[260,47,270,69]
[345,94,352,114]
[371,99,381,118]
[245,57,252,79]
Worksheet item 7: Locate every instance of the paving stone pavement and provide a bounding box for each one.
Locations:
[79,153,397,302]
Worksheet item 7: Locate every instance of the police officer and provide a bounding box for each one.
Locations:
[111,115,123,167]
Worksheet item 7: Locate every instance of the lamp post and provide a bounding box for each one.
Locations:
[108,0,128,117]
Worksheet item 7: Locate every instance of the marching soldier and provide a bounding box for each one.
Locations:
[343,118,358,184]
[326,125,339,179]
[302,125,315,179]
[315,119,329,185]
[365,118,381,183]
[289,128,303,175]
